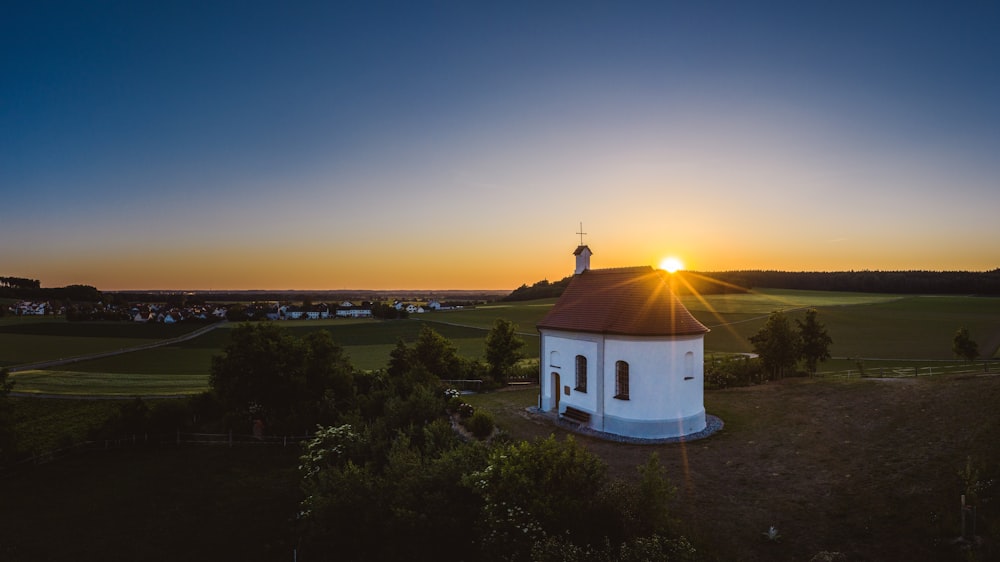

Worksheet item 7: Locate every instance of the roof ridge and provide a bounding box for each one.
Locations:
[539,264,708,336]
[582,265,653,274]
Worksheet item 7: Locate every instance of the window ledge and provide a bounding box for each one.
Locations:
[613,395,629,400]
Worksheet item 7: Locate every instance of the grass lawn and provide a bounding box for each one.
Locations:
[468,375,1000,561]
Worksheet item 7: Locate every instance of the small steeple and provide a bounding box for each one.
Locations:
[573,222,591,274]
[574,244,592,274]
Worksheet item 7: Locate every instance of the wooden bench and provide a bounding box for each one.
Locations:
[561,406,591,425]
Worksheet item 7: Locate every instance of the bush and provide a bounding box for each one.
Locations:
[464,410,494,439]
[705,356,765,388]
[457,403,474,419]
[508,361,539,383]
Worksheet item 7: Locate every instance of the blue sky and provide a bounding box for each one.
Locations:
[3,1,999,289]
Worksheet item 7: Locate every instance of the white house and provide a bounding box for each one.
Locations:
[336,306,373,318]
[537,245,709,439]
[16,301,49,315]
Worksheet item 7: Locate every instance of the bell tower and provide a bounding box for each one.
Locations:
[573,222,591,274]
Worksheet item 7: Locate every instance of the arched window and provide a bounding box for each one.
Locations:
[575,355,587,392]
[684,351,695,380]
[549,350,561,368]
[615,360,629,400]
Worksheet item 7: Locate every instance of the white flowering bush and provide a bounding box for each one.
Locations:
[298,424,363,477]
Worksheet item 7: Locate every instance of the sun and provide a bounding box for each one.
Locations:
[659,256,684,273]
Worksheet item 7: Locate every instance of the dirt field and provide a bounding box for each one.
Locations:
[474,376,1000,561]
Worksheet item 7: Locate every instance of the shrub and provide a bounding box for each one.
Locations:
[464,410,494,439]
[457,403,474,419]
[447,395,464,412]
[509,361,539,383]
[705,356,765,388]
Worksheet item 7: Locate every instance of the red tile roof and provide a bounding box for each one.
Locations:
[537,266,709,336]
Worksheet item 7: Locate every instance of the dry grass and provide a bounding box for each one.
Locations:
[471,376,1000,561]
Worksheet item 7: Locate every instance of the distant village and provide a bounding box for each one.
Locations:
[6,299,465,323]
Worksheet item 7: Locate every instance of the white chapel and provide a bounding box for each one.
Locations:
[537,245,710,439]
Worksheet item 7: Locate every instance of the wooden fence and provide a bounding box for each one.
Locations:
[817,360,998,379]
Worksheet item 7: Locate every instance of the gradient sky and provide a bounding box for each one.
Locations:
[3,1,999,290]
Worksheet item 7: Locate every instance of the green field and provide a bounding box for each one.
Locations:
[680,288,902,315]
[8,318,503,395]
[5,289,999,395]
[10,370,209,396]
[429,300,557,331]
[696,292,1000,360]
[0,319,204,367]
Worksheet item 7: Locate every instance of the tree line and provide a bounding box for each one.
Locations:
[0,283,103,302]
[506,269,1000,301]
[0,276,40,290]
[701,269,1000,295]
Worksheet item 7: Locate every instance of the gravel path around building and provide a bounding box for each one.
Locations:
[527,407,724,444]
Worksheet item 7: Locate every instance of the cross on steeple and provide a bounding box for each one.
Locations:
[576,222,587,245]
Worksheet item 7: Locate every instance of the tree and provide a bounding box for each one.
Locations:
[209,323,356,431]
[953,327,980,362]
[388,326,464,381]
[796,308,832,375]
[749,311,800,380]
[299,330,357,424]
[484,318,525,384]
[413,325,464,378]
[225,303,249,322]
[211,323,304,426]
